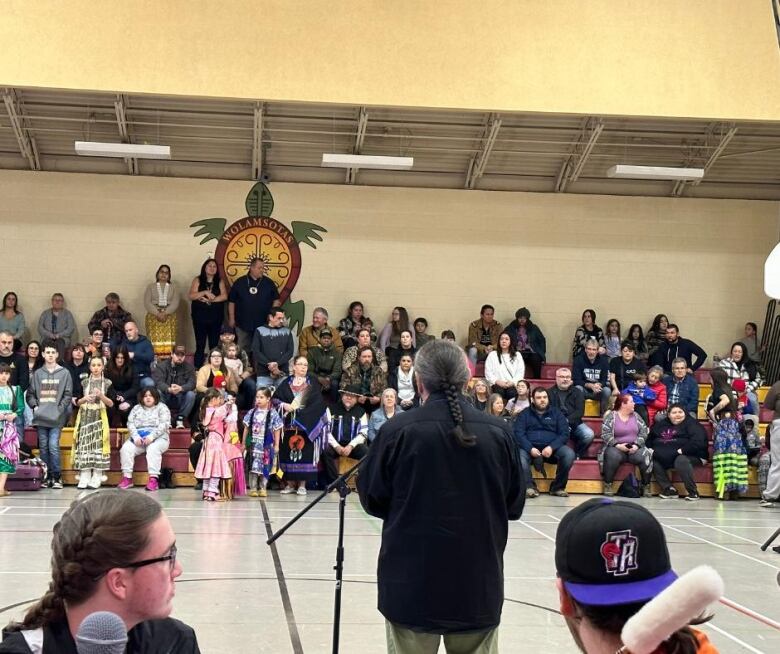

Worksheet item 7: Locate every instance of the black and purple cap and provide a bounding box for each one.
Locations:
[555,498,677,606]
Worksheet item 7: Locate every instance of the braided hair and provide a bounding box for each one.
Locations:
[6,490,161,632]
[414,340,475,447]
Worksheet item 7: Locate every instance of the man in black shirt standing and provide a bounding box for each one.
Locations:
[227,258,280,356]
[358,340,524,653]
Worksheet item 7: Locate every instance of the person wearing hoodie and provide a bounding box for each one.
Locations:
[504,307,547,379]
[118,387,171,492]
[652,324,707,374]
[514,386,574,498]
[123,322,155,388]
[646,403,709,501]
[25,341,73,488]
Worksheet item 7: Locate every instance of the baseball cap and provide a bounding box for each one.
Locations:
[339,384,362,396]
[555,498,677,606]
[320,327,333,337]
[173,344,186,356]
[220,324,236,335]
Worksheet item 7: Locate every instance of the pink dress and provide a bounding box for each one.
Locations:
[195,404,232,480]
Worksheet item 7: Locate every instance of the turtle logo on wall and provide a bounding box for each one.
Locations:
[189,182,327,333]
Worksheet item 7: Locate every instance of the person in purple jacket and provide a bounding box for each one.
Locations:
[514,386,574,498]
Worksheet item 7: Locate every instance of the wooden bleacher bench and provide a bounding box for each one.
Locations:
[23,427,196,487]
[468,362,770,497]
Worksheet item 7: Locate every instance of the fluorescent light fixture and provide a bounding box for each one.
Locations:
[765,241,780,299]
[321,153,413,170]
[75,141,171,159]
[606,164,704,181]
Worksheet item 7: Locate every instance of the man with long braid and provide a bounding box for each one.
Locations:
[358,340,524,654]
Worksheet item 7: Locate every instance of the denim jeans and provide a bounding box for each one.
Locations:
[37,426,62,478]
[571,422,595,458]
[519,444,575,493]
[161,390,196,421]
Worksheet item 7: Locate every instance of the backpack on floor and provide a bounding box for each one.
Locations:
[617,472,642,498]
[159,467,176,489]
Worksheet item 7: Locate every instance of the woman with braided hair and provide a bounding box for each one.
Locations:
[0,490,200,653]
[358,339,524,653]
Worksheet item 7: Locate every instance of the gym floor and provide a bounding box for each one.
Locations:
[1,490,778,653]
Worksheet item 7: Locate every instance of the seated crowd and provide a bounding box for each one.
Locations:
[0,265,777,508]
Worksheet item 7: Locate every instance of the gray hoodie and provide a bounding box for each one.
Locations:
[26,364,73,428]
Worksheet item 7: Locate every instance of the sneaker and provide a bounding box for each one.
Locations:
[684,493,700,502]
[658,487,679,499]
[550,489,569,498]
[280,486,296,495]
[248,490,259,498]
[175,417,185,429]
[258,488,268,498]
[117,477,133,490]
[525,487,539,498]
[602,482,615,496]
[77,470,91,489]
[296,486,308,496]
[642,485,652,498]
[145,477,159,492]
[87,470,102,490]
[46,477,53,489]
[759,498,777,507]
[51,478,63,490]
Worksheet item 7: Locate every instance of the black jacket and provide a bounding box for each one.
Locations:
[504,320,547,360]
[152,359,196,393]
[0,617,200,653]
[358,394,524,633]
[646,415,709,468]
[652,338,707,373]
[546,384,585,428]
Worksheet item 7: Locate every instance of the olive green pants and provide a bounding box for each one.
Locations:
[385,621,499,654]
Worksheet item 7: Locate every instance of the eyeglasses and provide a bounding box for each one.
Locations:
[94,545,177,581]
[124,544,177,573]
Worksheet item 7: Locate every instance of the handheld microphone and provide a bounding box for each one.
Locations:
[620,565,724,654]
[75,611,128,654]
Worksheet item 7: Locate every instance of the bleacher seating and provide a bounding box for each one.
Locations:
[23,427,196,487]
[470,362,769,497]
[20,360,771,497]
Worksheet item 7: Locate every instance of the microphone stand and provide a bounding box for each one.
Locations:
[760,525,780,553]
[267,456,367,654]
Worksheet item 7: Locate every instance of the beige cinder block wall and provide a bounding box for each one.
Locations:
[1,169,777,363]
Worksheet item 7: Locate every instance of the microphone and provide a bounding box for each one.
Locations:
[75,611,128,654]
[620,565,724,654]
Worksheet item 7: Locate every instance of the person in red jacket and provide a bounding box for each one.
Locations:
[646,365,668,426]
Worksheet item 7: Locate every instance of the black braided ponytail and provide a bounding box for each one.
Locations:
[5,490,161,632]
[415,340,476,447]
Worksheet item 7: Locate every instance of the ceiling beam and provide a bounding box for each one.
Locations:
[465,113,501,190]
[2,88,40,170]
[252,101,265,180]
[346,107,368,184]
[555,117,603,192]
[113,94,138,175]
[671,123,737,197]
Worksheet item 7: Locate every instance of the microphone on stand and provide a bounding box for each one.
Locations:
[620,565,724,654]
[75,611,128,654]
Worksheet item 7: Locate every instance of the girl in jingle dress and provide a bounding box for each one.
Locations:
[0,364,24,497]
[73,357,115,490]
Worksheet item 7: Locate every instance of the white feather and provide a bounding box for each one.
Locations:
[621,565,724,654]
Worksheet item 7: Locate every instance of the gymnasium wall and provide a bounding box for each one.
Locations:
[1,169,777,363]
[2,0,779,121]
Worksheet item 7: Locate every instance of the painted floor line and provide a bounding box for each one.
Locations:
[519,520,555,543]
[706,622,765,654]
[686,518,763,545]
[662,524,780,571]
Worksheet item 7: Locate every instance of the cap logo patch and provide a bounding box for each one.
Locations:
[600,530,638,576]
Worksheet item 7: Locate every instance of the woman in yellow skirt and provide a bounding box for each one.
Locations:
[144,264,180,359]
